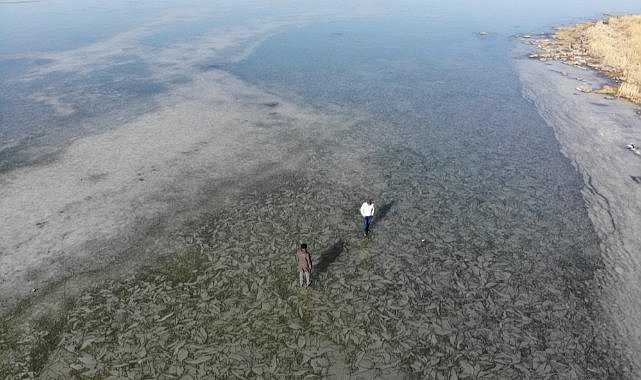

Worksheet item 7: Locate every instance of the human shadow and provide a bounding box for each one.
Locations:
[314,240,345,275]
[372,200,395,227]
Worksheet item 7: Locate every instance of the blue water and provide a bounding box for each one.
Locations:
[0,0,161,54]
[1,0,638,55]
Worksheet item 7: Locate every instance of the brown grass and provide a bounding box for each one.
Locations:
[541,14,641,104]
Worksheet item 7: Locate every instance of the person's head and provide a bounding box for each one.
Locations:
[367,198,373,205]
[301,243,307,250]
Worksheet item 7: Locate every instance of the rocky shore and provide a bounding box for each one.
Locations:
[524,14,641,104]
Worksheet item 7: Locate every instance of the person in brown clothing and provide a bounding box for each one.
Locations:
[296,243,313,286]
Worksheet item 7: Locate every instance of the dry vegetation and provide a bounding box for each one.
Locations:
[530,14,641,104]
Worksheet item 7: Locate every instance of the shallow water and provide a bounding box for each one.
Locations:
[224,14,637,376]
[1,0,641,378]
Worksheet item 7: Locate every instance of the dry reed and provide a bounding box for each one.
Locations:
[540,14,641,104]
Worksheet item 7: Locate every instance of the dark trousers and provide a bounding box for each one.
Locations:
[362,216,373,234]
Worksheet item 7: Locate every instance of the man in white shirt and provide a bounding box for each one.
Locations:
[360,199,375,237]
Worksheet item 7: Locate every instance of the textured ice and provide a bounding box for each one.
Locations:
[1,1,639,378]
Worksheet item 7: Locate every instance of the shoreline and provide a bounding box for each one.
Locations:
[526,14,641,105]
[515,54,641,375]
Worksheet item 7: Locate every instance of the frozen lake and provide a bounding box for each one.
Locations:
[1,0,640,378]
